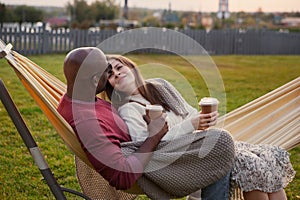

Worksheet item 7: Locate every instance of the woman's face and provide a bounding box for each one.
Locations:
[107,59,137,94]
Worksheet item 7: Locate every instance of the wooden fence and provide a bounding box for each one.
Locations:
[1,27,300,55]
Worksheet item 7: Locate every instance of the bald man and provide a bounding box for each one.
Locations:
[57,47,234,200]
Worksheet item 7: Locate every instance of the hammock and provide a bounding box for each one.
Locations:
[1,41,299,200]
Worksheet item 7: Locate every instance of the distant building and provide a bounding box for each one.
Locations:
[161,2,179,25]
[273,15,283,25]
[46,17,69,28]
[99,19,139,31]
[201,16,214,32]
[281,17,300,27]
[162,11,179,24]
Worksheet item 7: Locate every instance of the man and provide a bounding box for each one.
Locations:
[57,47,234,200]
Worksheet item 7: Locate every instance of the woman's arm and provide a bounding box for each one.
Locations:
[163,101,198,140]
[119,100,195,141]
[118,102,149,142]
[156,78,219,131]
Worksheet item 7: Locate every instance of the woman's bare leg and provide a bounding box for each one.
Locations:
[268,189,287,200]
[243,190,269,200]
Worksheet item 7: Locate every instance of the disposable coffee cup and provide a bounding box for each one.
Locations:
[145,105,163,120]
[199,97,219,114]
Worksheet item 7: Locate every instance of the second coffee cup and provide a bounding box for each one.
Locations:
[145,104,164,120]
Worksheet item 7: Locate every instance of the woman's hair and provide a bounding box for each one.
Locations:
[105,55,174,113]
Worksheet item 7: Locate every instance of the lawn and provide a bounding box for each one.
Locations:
[0,54,299,200]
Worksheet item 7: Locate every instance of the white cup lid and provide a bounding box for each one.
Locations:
[199,97,219,105]
[146,104,163,111]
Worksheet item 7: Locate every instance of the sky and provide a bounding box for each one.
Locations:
[1,0,299,12]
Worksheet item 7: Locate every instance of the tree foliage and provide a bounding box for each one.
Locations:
[0,4,44,25]
[0,3,5,27]
[14,5,44,24]
[91,0,119,21]
[67,0,118,29]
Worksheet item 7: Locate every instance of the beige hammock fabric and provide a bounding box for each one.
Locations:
[219,76,300,150]
[1,42,299,200]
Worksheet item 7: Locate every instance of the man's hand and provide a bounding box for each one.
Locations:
[144,113,168,137]
[134,113,169,166]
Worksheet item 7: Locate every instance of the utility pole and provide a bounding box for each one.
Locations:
[123,0,128,19]
[217,0,230,28]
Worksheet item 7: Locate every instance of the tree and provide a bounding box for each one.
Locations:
[91,0,118,21]
[67,0,90,24]
[0,3,5,27]
[142,16,160,27]
[14,5,44,24]
[67,0,118,29]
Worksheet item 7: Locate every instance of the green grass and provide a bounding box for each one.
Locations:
[0,54,299,200]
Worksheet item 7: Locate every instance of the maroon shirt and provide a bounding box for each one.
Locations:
[57,94,143,190]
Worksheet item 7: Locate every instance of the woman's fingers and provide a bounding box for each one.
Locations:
[200,111,218,122]
[202,111,218,118]
[198,111,219,130]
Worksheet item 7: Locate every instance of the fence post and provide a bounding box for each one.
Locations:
[41,25,48,54]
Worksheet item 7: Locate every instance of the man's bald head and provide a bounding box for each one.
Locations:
[63,47,108,100]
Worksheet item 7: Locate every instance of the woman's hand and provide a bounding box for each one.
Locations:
[191,111,219,130]
[143,113,169,137]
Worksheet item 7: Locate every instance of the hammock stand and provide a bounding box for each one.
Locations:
[0,79,92,200]
[0,41,299,200]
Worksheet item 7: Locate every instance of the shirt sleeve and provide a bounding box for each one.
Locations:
[159,79,200,140]
[118,103,149,142]
[75,117,144,190]
[163,103,199,140]
[165,120,194,140]
[183,100,199,119]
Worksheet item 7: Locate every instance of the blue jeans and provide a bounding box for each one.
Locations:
[201,172,230,200]
[187,172,231,200]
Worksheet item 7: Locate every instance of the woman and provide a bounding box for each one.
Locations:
[105,55,295,200]
[105,57,218,142]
